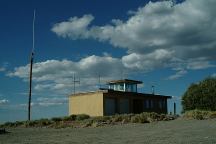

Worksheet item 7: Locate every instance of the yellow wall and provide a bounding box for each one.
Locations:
[69,92,104,116]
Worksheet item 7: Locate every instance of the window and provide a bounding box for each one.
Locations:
[145,99,149,109]
[105,98,116,115]
[125,84,137,92]
[159,100,163,109]
[119,84,124,91]
[119,99,129,114]
[109,84,114,90]
[151,100,154,108]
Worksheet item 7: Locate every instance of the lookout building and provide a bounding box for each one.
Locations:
[69,79,171,116]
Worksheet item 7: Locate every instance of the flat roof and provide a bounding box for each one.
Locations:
[69,89,172,99]
[108,79,143,84]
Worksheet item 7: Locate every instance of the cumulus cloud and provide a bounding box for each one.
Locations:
[18,97,67,107]
[8,55,125,93]
[51,0,216,79]
[0,99,9,105]
[0,67,6,72]
[51,14,94,39]
[167,69,187,80]
[36,97,67,107]
[7,0,216,100]
[212,73,216,77]
[122,49,173,70]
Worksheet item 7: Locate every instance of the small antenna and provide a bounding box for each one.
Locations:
[151,85,155,95]
[28,10,36,121]
[98,74,101,89]
[72,73,80,94]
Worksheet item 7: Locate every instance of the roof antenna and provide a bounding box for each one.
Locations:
[151,85,155,95]
[98,74,101,89]
[72,73,80,94]
[28,10,36,121]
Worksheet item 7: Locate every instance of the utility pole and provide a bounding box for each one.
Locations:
[72,73,80,94]
[174,102,176,115]
[28,10,36,121]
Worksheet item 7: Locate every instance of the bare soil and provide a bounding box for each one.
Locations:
[1,119,216,144]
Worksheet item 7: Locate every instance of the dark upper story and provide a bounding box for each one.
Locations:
[106,79,171,99]
[107,79,142,93]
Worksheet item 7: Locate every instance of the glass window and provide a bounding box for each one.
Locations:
[145,99,149,109]
[119,84,124,91]
[119,99,129,114]
[159,100,163,109]
[105,98,116,115]
[151,100,154,108]
[109,84,114,90]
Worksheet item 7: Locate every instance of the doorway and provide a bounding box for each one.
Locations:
[133,99,143,114]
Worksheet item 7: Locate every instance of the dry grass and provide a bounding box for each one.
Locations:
[0,113,177,129]
[183,109,216,120]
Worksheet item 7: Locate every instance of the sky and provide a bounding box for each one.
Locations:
[0,0,216,123]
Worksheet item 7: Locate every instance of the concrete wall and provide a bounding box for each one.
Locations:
[69,92,104,116]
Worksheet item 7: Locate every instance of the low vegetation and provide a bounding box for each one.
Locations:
[0,113,176,129]
[183,109,216,120]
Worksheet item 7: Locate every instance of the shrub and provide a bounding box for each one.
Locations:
[183,110,210,120]
[131,115,141,123]
[14,121,24,127]
[182,77,216,112]
[92,116,111,123]
[111,114,124,122]
[25,120,38,127]
[75,114,90,121]
[37,119,52,126]
[51,117,62,122]
[63,115,77,121]
[3,122,15,127]
[111,114,134,123]
[209,111,216,119]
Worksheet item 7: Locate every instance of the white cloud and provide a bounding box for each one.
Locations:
[52,0,216,58]
[122,49,173,70]
[18,97,67,107]
[51,0,216,80]
[0,67,6,72]
[186,58,215,70]
[167,69,188,80]
[212,73,216,77]
[7,0,216,98]
[51,14,94,39]
[36,97,67,107]
[8,55,125,94]
[0,99,9,105]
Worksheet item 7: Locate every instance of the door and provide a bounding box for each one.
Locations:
[133,99,143,114]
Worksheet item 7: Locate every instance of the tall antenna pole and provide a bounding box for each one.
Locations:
[72,73,80,94]
[28,10,36,121]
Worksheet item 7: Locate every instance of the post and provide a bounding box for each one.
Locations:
[72,73,80,94]
[28,10,35,121]
[28,52,33,121]
[174,102,176,115]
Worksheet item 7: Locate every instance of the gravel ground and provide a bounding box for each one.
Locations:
[0,119,216,144]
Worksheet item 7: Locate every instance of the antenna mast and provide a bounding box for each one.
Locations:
[98,74,101,89]
[151,85,155,95]
[72,73,80,94]
[28,10,35,121]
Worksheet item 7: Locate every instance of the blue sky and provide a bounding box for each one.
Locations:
[0,0,216,123]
